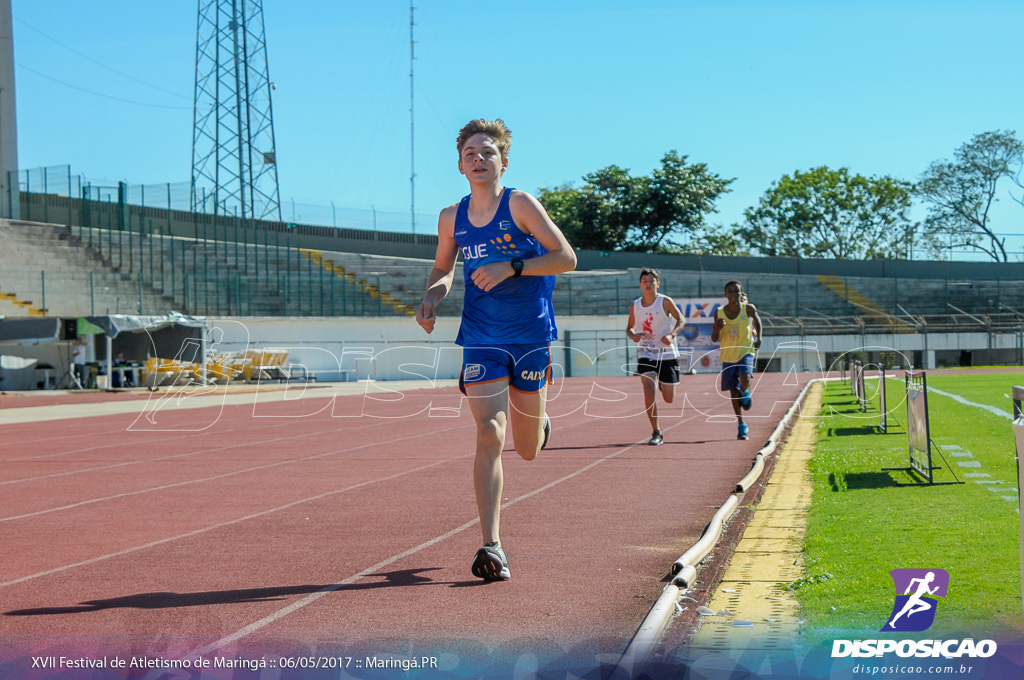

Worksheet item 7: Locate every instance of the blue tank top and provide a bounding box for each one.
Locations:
[453,187,557,346]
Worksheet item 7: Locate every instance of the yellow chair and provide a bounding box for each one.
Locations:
[144,357,195,387]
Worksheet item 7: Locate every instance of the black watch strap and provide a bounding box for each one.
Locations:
[510,257,524,277]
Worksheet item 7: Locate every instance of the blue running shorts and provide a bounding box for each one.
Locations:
[459,343,552,395]
[720,354,755,392]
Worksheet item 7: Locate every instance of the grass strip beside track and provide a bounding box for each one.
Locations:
[791,374,1024,648]
[920,373,1020,416]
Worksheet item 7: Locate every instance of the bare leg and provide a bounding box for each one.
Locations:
[641,373,659,432]
[730,388,743,423]
[507,386,548,462]
[466,380,510,545]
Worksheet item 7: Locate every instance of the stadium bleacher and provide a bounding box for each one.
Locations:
[2,217,1023,338]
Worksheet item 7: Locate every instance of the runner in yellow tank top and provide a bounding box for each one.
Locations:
[711,280,763,440]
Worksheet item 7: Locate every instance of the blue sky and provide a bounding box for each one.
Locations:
[11,0,1024,258]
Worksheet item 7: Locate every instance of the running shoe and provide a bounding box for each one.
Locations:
[649,430,663,446]
[738,422,749,440]
[740,389,752,411]
[541,413,551,450]
[471,541,510,581]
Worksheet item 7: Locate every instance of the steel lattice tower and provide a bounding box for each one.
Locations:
[191,0,281,222]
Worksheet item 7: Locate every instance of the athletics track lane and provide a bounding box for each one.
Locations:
[0,373,809,677]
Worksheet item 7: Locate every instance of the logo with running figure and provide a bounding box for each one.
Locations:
[882,569,949,632]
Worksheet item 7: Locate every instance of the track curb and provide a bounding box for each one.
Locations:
[609,378,817,679]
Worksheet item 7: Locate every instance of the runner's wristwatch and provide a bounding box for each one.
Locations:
[510,257,524,277]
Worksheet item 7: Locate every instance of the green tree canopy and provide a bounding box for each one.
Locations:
[537,151,733,252]
[660,226,751,256]
[916,130,1024,262]
[738,166,921,259]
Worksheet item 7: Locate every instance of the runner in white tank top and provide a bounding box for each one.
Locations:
[626,268,684,446]
[632,293,682,362]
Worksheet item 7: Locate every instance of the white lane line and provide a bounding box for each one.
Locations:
[3,388,643,585]
[0,381,461,427]
[0,415,426,489]
[188,415,701,657]
[0,426,457,522]
[187,516,483,659]
[883,376,1015,420]
[913,385,1020,507]
[3,412,286,464]
[924,386,1013,420]
[3,388,395,466]
[0,456,459,589]
[2,426,319,486]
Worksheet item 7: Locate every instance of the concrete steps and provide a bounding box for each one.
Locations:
[0,220,177,317]
[7,218,1021,326]
[817,275,917,333]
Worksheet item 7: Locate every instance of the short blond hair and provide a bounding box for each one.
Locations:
[456,119,512,161]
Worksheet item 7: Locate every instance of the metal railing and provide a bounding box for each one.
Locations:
[6,166,1024,325]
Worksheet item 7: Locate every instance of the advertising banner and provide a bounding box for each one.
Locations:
[905,371,933,482]
[673,297,725,374]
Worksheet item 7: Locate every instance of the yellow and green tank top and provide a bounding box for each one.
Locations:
[716,304,755,364]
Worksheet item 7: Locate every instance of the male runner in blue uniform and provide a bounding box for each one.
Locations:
[416,119,577,581]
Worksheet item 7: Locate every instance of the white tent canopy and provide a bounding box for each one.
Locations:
[0,313,206,390]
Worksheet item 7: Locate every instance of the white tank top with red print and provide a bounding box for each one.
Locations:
[632,294,680,361]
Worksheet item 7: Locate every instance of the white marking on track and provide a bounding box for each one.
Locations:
[187,415,701,657]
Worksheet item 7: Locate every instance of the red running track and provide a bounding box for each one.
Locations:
[0,373,809,678]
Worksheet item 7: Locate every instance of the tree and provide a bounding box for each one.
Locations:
[738,166,921,259]
[916,130,1024,262]
[664,225,751,256]
[537,152,732,252]
[533,181,624,252]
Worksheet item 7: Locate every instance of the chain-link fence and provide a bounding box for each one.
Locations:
[15,166,436,235]
[7,166,1024,330]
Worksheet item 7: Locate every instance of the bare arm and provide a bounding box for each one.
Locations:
[661,296,685,345]
[747,303,762,349]
[415,206,459,334]
[711,309,724,343]
[469,190,577,292]
[626,304,641,342]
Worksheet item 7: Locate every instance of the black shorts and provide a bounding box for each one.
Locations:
[636,357,680,385]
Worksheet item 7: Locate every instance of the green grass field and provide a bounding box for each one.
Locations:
[791,371,1024,647]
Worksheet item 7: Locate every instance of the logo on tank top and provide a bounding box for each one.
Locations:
[461,243,488,261]
[489,232,519,254]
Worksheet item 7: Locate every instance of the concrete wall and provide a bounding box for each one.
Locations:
[206,315,628,384]
[3,314,1017,390]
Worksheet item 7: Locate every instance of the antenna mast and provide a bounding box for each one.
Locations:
[409,1,416,233]
[191,0,281,222]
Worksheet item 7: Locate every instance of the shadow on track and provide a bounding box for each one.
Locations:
[5,567,488,616]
